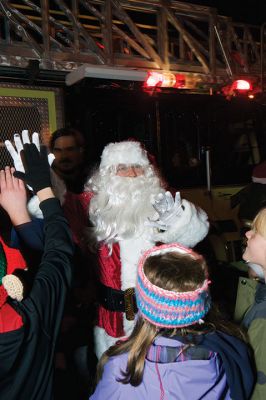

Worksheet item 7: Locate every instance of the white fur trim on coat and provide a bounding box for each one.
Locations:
[120,236,153,336]
[94,326,127,360]
[100,141,150,168]
[153,199,209,247]
[94,235,154,359]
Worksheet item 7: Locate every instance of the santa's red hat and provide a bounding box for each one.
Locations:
[252,161,266,184]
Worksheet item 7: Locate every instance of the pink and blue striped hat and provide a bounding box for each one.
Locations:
[136,243,211,328]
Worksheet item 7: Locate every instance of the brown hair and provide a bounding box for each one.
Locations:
[49,127,85,151]
[96,252,246,386]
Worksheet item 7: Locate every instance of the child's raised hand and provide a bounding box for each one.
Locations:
[0,167,30,225]
[5,130,40,173]
[13,143,51,195]
[5,131,41,191]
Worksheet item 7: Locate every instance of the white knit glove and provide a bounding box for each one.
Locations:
[148,191,183,231]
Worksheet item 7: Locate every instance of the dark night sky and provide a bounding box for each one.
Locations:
[185,0,265,25]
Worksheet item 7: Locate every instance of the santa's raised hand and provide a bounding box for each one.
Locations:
[148,191,183,231]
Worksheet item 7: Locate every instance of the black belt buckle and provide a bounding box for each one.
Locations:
[124,287,135,321]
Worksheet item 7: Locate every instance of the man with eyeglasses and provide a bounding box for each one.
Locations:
[85,140,210,359]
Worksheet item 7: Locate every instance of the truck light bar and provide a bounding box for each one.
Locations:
[144,71,186,88]
[66,64,147,86]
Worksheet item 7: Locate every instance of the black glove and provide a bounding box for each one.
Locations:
[14,144,51,193]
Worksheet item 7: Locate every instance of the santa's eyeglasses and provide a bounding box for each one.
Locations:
[116,164,145,177]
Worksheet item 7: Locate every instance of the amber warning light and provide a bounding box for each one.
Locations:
[144,71,186,88]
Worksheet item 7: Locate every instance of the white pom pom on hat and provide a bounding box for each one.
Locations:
[2,274,24,301]
[252,161,266,184]
[100,141,150,168]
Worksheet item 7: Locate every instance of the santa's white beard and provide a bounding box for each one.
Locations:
[88,171,163,245]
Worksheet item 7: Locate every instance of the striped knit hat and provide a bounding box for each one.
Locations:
[136,243,211,328]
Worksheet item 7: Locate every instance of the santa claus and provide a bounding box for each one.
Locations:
[85,140,209,358]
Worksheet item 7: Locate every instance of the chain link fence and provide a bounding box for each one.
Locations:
[0,85,64,169]
[0,105,42,168]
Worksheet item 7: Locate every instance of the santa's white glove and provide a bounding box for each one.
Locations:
[148,191,183,231]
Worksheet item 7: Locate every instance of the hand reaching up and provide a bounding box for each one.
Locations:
[0,167,30,226]
[13,143,51,194]
[5,131,55,192]
[148,191,183,230]
[5,130,41,173]
[5,131,51,194]
[5,130,40,191]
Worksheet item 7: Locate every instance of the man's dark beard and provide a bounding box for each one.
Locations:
[58,158,72,166]
[52,164,86,193]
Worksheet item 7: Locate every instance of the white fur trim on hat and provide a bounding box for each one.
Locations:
[100,141,150,168]
[252,161,266,184]
[252,177,266,184]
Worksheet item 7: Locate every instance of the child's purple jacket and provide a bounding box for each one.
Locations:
[90,336,231,400]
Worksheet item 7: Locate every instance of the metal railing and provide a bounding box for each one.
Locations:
[0,0,265,89]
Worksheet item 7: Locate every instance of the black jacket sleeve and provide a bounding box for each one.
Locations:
[12,218,44,251]
[25,197,74,336]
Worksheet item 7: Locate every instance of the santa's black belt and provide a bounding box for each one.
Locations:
[98,283,137,321]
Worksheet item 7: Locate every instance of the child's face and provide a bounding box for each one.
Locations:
[243,229,266,271]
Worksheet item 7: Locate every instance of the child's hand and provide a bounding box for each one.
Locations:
[5,131,40,191]
[13,143,51,194]
[0,167,30,225]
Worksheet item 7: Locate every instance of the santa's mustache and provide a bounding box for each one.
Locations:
[88,172,163,244]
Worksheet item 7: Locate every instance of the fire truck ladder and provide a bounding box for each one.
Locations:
[0,0,265,92]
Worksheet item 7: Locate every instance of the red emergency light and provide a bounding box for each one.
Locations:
[232,79,252,91]
[221,79,254,99]
[144,71,185,88]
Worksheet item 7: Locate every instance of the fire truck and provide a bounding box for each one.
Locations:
[0,0,266,265]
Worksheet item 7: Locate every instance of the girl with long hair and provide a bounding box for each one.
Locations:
[235,207,266,399]
[90,243,255,400]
